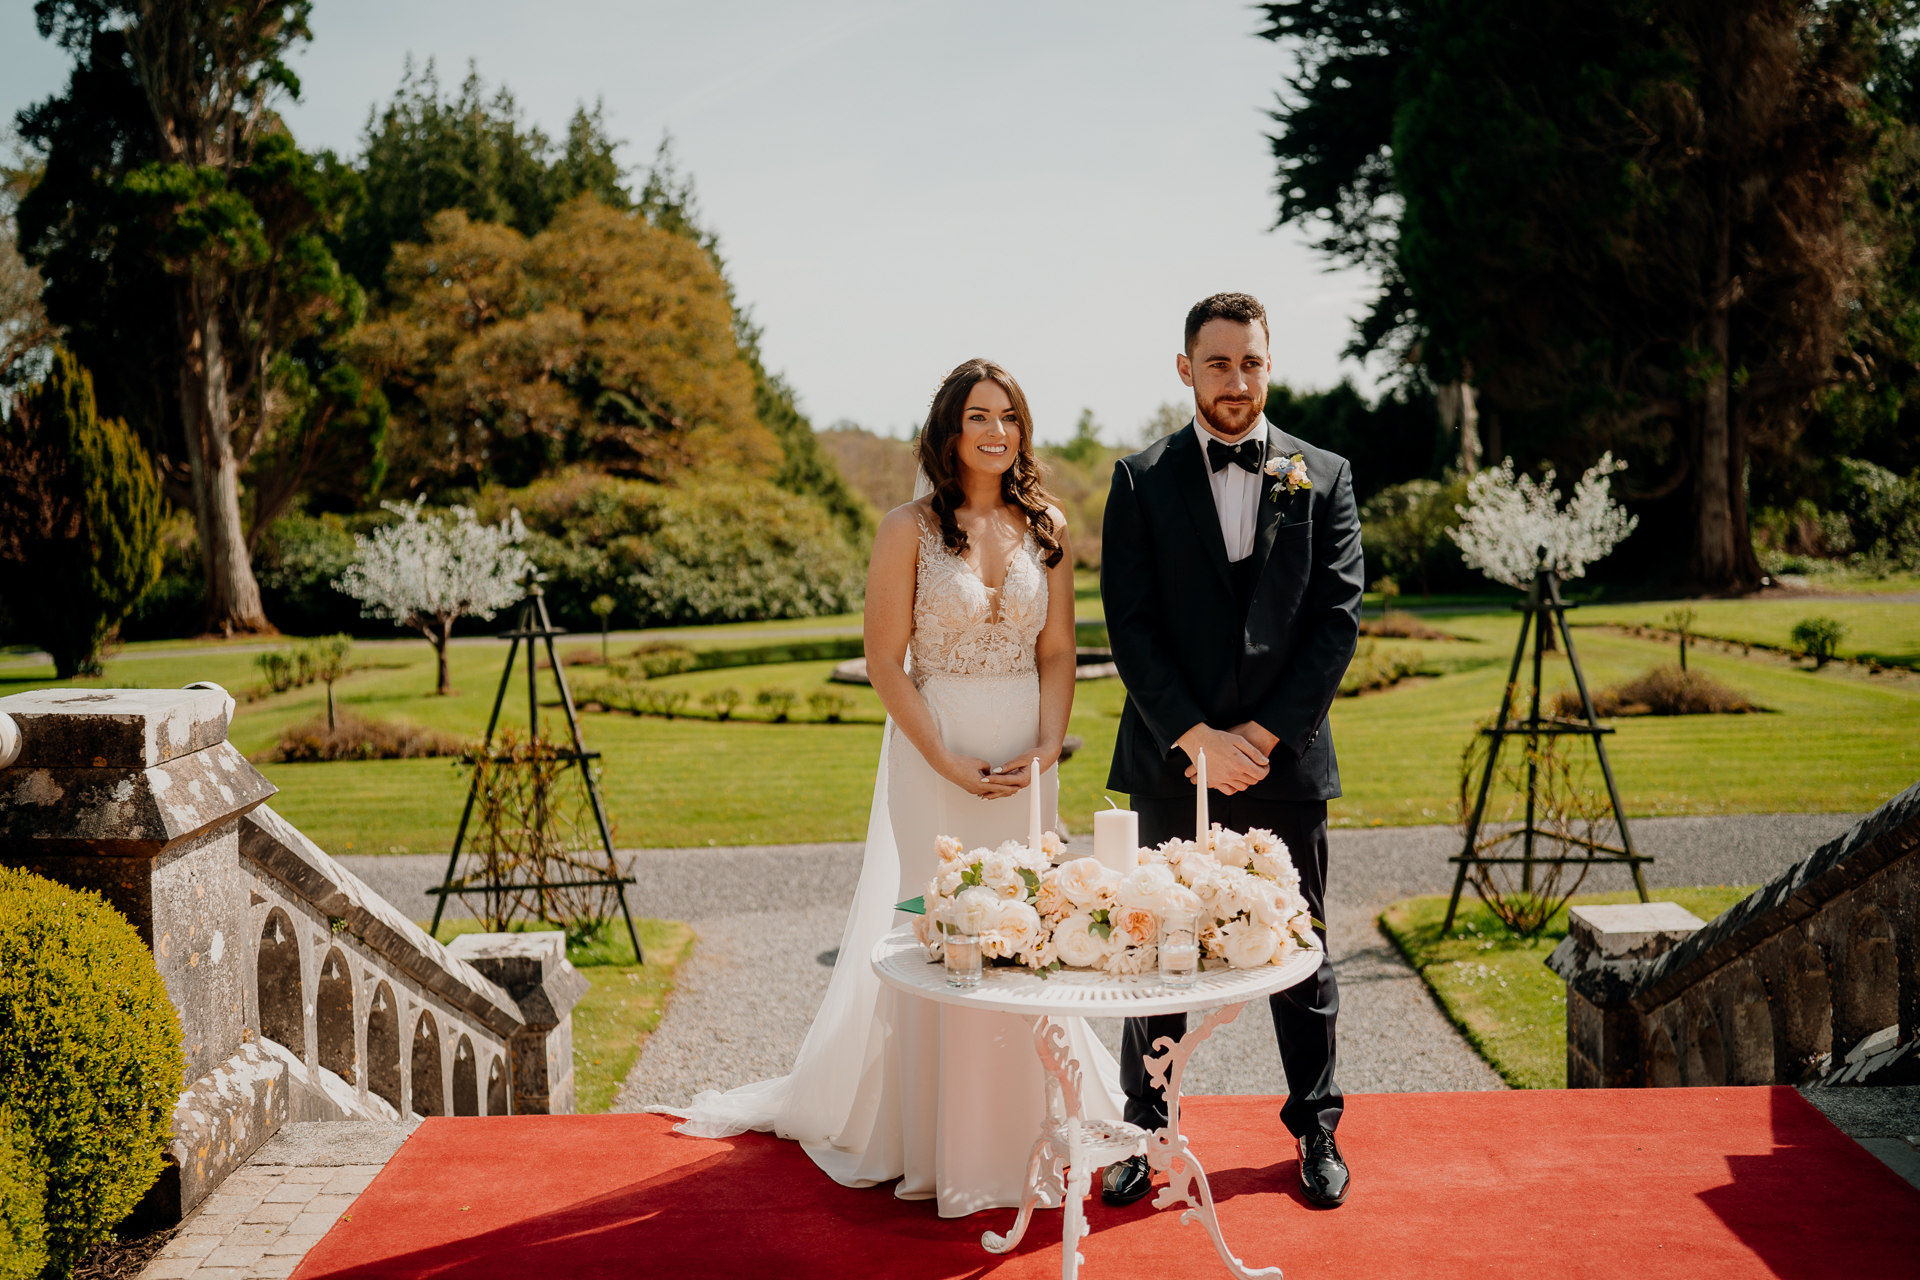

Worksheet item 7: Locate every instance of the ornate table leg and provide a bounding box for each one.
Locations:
[983,1016,1072,1257]
[1144,1002,1284,1280]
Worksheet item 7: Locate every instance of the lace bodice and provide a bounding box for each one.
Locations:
[910,519,1049,681]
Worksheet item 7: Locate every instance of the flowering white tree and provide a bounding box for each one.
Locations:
[1449,453,1639,588]
[335,500,533,695]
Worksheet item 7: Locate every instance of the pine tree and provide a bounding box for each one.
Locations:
[0,349,163,676]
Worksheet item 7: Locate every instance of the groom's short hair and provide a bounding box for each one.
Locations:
[1184,293,1269,354]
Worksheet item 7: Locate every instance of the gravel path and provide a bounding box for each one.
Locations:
[339,808,1864,1111]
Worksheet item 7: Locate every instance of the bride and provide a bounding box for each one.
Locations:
[650,358,1125,1216]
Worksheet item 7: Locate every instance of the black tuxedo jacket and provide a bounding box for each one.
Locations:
[1101,421,1363,801]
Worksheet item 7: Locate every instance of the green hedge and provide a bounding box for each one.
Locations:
[0,1112,45,1280]
[0,866,184,1279]
[690,637,864,671]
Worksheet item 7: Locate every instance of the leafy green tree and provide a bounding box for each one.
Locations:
[1262,0,1900,590]
[635,141,874,544]
[337,60,629,297]
[1361,476,1465,596]
[352,198,772,489]
[18,2,375,633]
[1057,410,1106,468]
[0,349,163,676]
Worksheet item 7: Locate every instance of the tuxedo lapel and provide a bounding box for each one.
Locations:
[1167,424,1234,593]
[1250,424,1293,572]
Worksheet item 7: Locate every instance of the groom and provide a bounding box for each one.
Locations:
[1099,292,1363,1208]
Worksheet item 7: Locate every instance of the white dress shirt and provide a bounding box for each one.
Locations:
[1192,418,1267,562]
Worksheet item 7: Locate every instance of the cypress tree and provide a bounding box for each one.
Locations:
[0,349,163,677]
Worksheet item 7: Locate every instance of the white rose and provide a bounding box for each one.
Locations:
[1019,932,1057,970]
[1054,914,1110,968]
[1211,826,1251,868]
[1216,868,1259,918]
[1116,863,1176,911]
[1040,830,1063,861]
[1159,883,1203,919]
[913,911,943,958]
[952,886,1001,936]
[936,834,965,863]
[935,867,964,897]
[1056,857,1113,907]
[995,900,1043,957]
[1112,904,1158,947]
[1223,921,1279,969]
[980,851,1018,889]
[1247,879,1289,928]
[1034,875,1070,919]
[1104,943,1157,976]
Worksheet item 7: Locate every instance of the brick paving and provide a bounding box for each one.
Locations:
[138,1122,414,1280]
[139,1164,376,1279]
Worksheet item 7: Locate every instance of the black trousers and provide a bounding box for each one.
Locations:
[1121,793,1342,1138]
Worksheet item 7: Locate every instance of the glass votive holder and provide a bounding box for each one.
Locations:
[1158,910,1200,988]
[944,928,983,988]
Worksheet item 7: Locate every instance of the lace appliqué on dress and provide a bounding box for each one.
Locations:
[910,521,1049,683]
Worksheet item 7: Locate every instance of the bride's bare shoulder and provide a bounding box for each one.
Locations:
[878,498,936,538]
[872,499,935,562]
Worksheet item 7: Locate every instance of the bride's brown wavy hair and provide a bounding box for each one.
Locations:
[916,359,1064,569]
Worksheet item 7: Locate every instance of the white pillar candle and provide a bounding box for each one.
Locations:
[1029,756,1043,856]
[1195,748,1208,843]
[1093,807,1139,875]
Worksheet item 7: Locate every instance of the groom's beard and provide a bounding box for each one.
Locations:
[1197,392,1264,440]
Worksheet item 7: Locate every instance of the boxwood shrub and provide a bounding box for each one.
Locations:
[0,1112,45,1280]
[0,867,184,1278]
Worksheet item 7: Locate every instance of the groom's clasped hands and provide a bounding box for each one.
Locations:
[1174,720,1279,795]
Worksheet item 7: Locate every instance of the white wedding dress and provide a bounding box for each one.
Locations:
[649,518,1125,1217]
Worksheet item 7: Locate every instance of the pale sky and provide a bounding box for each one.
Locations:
[1,0,1385,444]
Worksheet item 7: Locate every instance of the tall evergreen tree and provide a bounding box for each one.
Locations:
[19,1,370,633]
[0,349,163,676]
[337,60,629,298]
[1262,0,1900,588]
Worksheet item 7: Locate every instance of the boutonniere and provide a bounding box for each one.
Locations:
[1264,452,1311,502]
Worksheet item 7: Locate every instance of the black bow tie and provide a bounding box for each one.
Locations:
[1206,436,1263,474]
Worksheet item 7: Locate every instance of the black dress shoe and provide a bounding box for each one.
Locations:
[1297,1128,1349,1207]
[1101,1154,1152,1206]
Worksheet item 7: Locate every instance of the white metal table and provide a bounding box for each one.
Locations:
[871,923,1323,1279]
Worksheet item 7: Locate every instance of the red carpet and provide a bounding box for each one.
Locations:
[292,1087,1916,1279]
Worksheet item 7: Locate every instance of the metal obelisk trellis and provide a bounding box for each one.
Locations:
[1441,558,1650,933]
[428,576,643,962]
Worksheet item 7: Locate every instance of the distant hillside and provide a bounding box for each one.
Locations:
[819,425,920,515]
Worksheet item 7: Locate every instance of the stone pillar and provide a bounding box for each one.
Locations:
[0,686,284,1219]
[447,932,589,1114]
[1549,902,1706,1088]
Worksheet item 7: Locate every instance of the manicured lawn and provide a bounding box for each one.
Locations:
[430,917,696,1114]
[1322,609,1920,826]
[1573,597,1920,669]
[1379,885,1758,1089]
[5,594,1914,850]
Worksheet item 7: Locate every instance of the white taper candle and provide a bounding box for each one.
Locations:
[1029,756,1043,856]
[1196,748,1208,841]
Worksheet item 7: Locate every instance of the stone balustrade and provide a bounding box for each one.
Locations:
[0,687,587,1222]
[1549,780,1919,1089]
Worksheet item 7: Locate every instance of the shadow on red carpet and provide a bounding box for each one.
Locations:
[290,1088,1917,1279]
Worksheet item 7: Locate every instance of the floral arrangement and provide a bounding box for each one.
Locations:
[914,827,1319,976]
[1448,452,1637,587]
